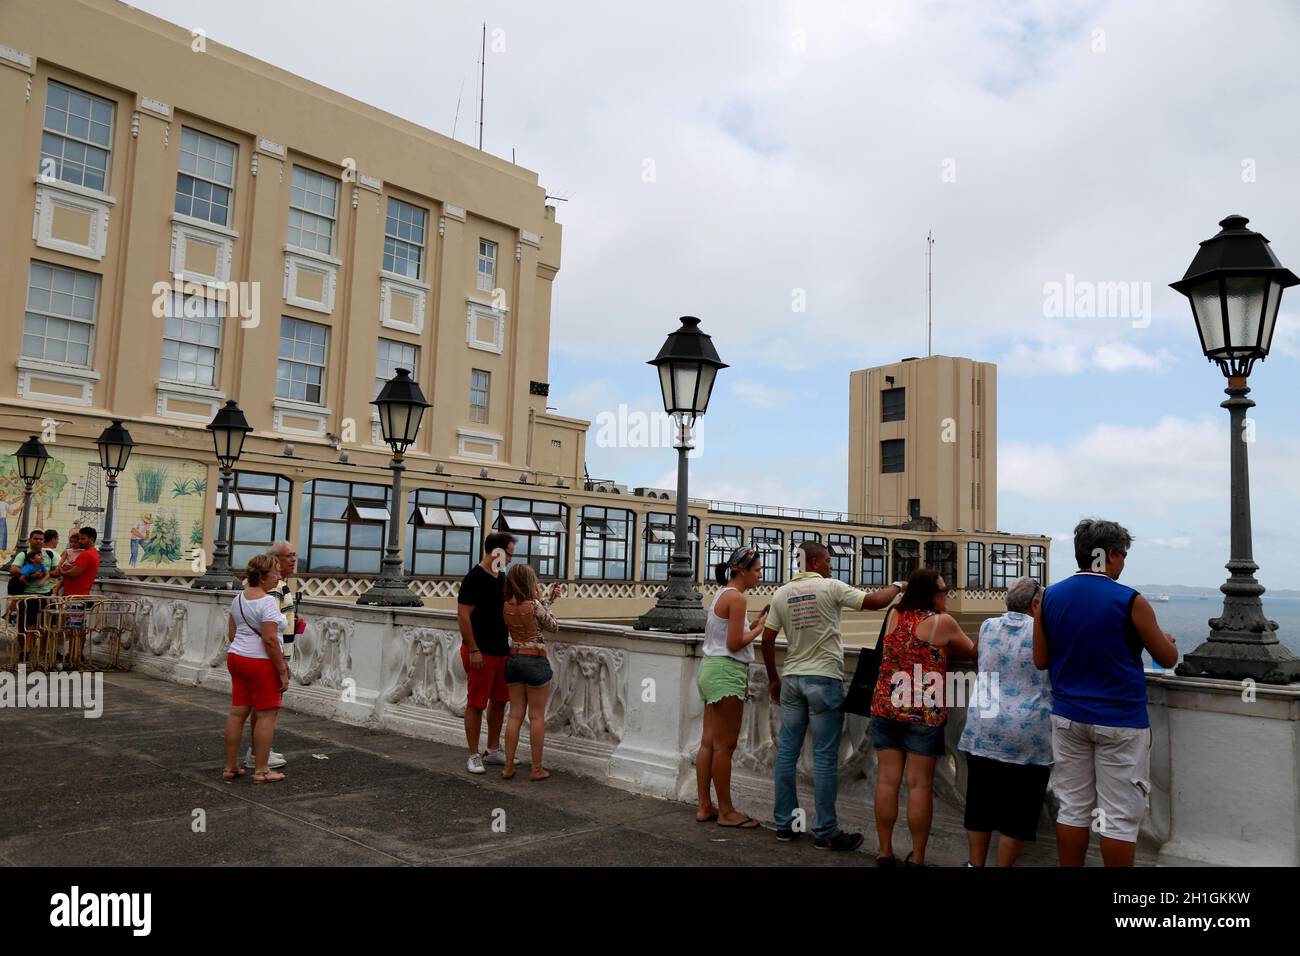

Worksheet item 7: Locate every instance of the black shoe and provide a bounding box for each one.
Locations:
[813,831,864,852]
[776,828,801,842]
[876,855,899,867]
[903,851,934,867]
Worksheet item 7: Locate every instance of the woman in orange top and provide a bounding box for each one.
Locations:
[500,563,560,781]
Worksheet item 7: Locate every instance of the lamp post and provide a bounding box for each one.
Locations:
[357,368,429,607]
[1170,214,1300,684]
[13,434,49,543]
[192,400,252,590]
[94,419,135,579]
[635,316,728,633]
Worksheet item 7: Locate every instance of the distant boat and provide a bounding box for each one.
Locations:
[1151,593,1170,603]
[1199,596,1209,601]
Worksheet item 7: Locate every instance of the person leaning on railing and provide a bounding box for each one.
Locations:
[221,554,289,784]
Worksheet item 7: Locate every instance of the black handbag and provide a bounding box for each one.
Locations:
[841,607,894,716]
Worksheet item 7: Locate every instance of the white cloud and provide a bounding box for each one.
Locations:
[1002,337,1171,375]
[731,381,795,409]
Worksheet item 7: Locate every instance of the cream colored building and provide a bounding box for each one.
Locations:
[849,355,997,534]
[0,0,1045,635]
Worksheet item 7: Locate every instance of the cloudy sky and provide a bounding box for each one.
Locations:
[132,0,1300,589]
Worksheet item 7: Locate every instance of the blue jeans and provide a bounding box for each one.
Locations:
[774,675,845,838]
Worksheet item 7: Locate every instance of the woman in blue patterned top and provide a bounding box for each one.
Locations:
[958,576,1053,866]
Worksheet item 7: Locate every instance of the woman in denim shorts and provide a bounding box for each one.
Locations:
[500,563,560,781]
[868,568,976,866]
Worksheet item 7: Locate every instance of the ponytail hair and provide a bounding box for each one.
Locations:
[714,561,730,586]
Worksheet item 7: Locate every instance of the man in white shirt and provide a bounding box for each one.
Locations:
[761,541,902,850]
[242,541,299,770]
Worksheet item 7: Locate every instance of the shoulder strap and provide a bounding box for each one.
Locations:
[234,594,257,632]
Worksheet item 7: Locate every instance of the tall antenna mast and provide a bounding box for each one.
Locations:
[477,23,486,151]
[926,229,934,357]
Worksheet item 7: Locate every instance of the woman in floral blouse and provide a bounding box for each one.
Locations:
[958,577,1053,866]
[869,567,975,866]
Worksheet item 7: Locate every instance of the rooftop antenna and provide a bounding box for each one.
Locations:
[926,229,935,357]
[477,22,486,151]
[451,76,465,141]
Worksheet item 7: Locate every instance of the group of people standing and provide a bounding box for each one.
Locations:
[694,519,1176,867]
[216,518,1174,867]
[6,525,101,644]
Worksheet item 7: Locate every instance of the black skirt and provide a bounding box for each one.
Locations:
[962,752,1051,841]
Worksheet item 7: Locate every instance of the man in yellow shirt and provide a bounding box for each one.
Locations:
[762,541,902,850]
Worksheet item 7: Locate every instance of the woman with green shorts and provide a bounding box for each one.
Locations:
[696,545,768,829]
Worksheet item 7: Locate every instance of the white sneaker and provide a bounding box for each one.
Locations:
[467,753,486,774]
[244,749,288,770]
[481,749,519,767]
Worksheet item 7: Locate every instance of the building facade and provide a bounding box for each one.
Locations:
[849,355,997,533]
[0,0,1045,632]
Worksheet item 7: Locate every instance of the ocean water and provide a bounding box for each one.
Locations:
[1147,594,1300,659]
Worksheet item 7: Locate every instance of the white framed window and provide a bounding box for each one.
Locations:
[469,369,490,424]
[383,198,427,279]
[375,338,419,398]
[175,127,237,227]
[288,166,338,254]
[23,261,97,367]
[161,292,223,387]
[40,80,114,192]
[277,316,328,404]
[477,239,496,292]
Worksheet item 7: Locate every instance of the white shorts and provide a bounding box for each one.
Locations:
[1050,714,1151,843]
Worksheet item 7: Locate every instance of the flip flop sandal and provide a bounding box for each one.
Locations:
[222,767,246,782]
[252,770,286,784]
[717,816,760,829]
[696,812,719,823]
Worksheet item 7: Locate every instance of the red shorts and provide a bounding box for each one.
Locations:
[461,646,509,709]
[227,652,283,711]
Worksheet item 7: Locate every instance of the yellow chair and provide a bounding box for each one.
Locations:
[92,599,140,671]
[2,594,55,671]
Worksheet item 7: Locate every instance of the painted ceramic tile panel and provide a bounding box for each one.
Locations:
[0,442,208,572]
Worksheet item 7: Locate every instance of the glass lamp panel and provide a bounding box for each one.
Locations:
[657,364,673,413]
[1190,280,1226,355]
[1260,279,1284,354]
[695,364,718,415]
[1222,276,1269,356]
[671,363,701,415]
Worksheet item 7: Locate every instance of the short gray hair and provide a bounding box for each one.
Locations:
[1005,576,1040,613]
[267,540,294,558]
[1072,518,1132,570]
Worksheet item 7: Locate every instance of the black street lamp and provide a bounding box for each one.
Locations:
[1170,214,1300,684]
[13,434,49,542]
[635,317,728,633]
[94,419,135,579]
[193,400,252,590]
[357,368,429,607]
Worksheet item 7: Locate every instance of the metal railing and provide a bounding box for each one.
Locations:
[703,498,911,528]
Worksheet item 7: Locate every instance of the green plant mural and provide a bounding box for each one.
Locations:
[142,512,182,565]
[0,453,68,530]
[190,518,203,547]
[192,477,207,495]
[135,464,169,504]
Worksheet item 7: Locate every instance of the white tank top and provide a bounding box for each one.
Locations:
[702,587,755,663]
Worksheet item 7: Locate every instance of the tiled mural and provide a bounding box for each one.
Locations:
[0,443,209,573]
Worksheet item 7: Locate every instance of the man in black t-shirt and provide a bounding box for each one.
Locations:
[457,532,516,774]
